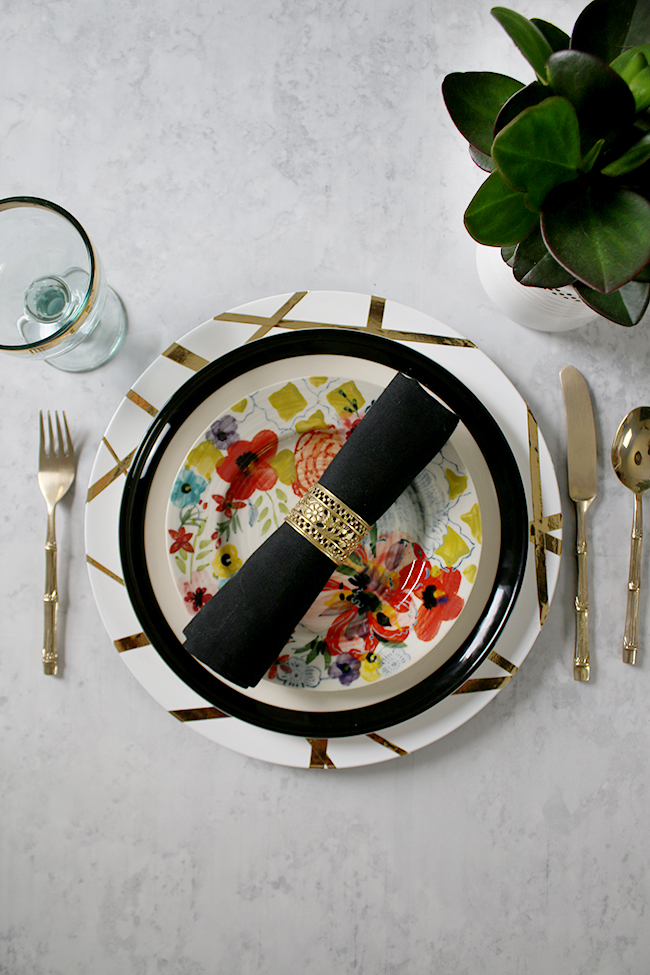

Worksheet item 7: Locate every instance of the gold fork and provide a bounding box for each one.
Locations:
[38,412,76,675]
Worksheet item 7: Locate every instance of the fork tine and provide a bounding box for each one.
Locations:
[39,410,46,461]
[55,411,64,457]
[47,411,54,457]
[61,411,74,459]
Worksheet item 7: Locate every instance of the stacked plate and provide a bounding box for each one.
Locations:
[85,292,562,769]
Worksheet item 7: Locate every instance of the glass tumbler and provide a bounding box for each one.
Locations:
[0,196,127,371]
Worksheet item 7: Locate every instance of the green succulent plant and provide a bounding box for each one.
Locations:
[442,0,650,326]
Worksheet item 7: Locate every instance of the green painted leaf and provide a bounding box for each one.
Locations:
[602,132,650,175]
[442,72,524,153]
[546,51,636,144]
[570,0,637,65]
[492,97,580,211]
[491,7,554,80]
[512,225,576,287]
[258,507,269,521]
[494,82,550,137]
[276,488,287,502]
[541,182,650,292]
[574,279,650,325]
[530,18,570,53]
[261,519,272,535]
[305,646,320,665]
[177,548,188,561]
[175,556,187,573]
[465,171,539,246]
[254,495,263,507]
[196,564,209,572]
[278,502,288,514]
[199,539,211,548]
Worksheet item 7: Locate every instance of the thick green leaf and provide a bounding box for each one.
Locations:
[602,132,650,175]
[469,144,495,172]
[464,170,539,245]
[442,72,524,154]
[491,7,554,81]
[501,245,517,265]
[630,65,650,112]
[541,181,650,292]
[546,51,636,144]
[493,82,550,136]
[575,279,650,325]
[634,264,650,282]
[581,138,605,173]
[611,47,650,83]
[530,18,570,53]
[512,225,576,287]
[492,97,580,211]
[570,0,637,64]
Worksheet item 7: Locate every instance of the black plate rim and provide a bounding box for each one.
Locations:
[119,329,528,737]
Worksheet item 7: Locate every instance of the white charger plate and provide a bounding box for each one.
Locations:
[85,291,562,768]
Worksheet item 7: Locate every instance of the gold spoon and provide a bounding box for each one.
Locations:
[611,407,650,664]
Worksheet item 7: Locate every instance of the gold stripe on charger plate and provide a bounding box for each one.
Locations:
[86,556,124,586]
[162,343,210,372]
[214,291,476,348]
[170,707,231,721]
[86,441,137,503]
[308,739,337,769]
[114,632,150,652]
[125,388,158,417]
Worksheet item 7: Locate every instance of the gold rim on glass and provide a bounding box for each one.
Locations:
[0,196,102,355]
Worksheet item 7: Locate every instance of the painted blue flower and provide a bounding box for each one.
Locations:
[275,656,321,689]
[206,414,240,450]
[170,468,208,507]
[328,652,361,686]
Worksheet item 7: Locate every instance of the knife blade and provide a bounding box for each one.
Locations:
[560,366,597,681]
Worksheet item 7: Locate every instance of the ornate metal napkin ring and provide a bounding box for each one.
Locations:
[285,484,371,564]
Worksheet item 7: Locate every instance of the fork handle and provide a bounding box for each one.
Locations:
[43,507,58,675]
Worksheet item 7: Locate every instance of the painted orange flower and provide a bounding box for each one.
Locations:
[292,426,346,497]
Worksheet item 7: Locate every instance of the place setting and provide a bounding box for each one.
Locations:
[82,291,563,769]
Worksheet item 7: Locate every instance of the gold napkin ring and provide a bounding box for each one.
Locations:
[285,484,371,564]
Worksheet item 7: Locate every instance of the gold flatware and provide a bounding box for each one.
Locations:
[560,366,597,681]
[37,412,76,675]
[611,407,650,665]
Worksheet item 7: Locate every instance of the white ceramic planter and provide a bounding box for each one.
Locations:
[476,243,598,332]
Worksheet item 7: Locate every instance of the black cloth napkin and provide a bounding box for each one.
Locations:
[182,371,459,687]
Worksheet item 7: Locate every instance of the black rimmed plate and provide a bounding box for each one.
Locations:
[119,328,528,737]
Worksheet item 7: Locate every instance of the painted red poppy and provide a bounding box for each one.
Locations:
[217,430,279,501]
[413,567,464,641]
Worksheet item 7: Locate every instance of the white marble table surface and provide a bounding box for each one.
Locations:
[2,1,649,972]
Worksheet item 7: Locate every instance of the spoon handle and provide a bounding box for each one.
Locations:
[573,498,592,680]
[623,494,643,665]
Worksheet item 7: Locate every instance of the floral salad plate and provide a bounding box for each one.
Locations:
[166,376,483,692]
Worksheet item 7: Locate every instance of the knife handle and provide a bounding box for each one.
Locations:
[623,494,643,665]
[574,498,592,681]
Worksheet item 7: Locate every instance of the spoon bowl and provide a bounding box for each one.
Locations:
[611,407,650,664]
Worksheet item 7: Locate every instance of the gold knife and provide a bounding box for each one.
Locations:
[560,366,597,681]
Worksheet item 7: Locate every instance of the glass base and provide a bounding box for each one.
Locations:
[46,286,127,372]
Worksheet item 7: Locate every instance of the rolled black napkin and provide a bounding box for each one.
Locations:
[182,371,459,687]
